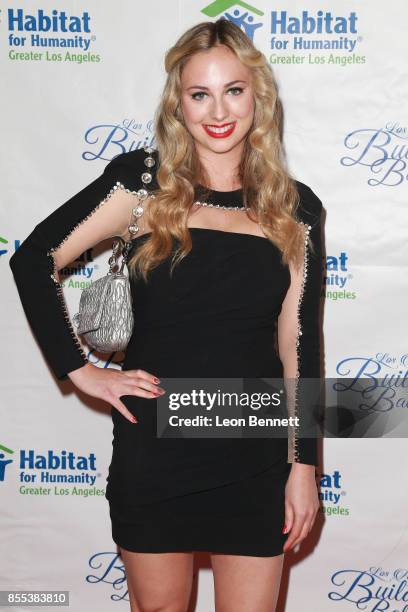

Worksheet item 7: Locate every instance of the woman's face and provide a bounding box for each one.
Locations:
[179,45,255,156]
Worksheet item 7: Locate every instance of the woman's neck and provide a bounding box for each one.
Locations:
[195,142,244,191]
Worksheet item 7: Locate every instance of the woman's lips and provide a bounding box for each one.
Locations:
[203,122,236,138]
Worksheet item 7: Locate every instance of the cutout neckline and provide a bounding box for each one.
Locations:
[194,183,244,209]
[130,227,269,243]
[196,183,243,196]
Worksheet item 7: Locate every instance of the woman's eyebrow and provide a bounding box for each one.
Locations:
[186,80,247,90]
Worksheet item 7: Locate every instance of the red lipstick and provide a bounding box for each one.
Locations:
[203,121,236,139]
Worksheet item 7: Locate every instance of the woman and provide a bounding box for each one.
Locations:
[10,19,323,612]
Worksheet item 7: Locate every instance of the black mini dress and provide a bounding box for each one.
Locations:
[9,146,323,557]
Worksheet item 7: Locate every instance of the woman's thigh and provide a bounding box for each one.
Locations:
[119,547,194,612]
[210,552,285,612]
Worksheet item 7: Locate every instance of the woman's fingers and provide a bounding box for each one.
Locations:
[121,380,165,398]
[289,516,313,550]
[131,378,166,395]
[109,369,166,423]
[110,396,138,424]
[69,365,165,423]
[283,502,294,536]
[283,508,317,552]
[123,368,161,388]
[122,369,165,393]
[121,370,166,396]
[283,513,303,552]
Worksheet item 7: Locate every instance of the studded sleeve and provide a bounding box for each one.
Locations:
[9,148,156,382]
[278,182,323,466]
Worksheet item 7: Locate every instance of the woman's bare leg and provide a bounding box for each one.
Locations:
[119,547,194,612]
[210,552,285,612]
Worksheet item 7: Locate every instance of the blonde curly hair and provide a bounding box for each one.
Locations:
[128,19,309,282]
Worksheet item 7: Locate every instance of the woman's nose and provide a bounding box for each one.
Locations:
[209,97,229,122]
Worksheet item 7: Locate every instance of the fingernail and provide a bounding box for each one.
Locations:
[154,377,160,384]
[131,416,137,423]
[282,525,287,533]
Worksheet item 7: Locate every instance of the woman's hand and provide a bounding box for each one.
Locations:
[67,362,165,423]
[282,463,319,552]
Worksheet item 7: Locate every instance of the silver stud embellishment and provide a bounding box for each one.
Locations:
[141,172,152,184]
[139,147,157,198]
[137,188,149,200]
[290,221,312,463]
[193,200,248,212]
[133,205,145,218]
[144,156,155,168]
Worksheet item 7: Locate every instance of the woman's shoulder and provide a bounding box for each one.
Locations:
[103,146,159,191]
[108,146,157,167]
[293,179,323,226]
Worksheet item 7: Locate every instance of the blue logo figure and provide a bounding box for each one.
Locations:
[0,236,8,257]
[201,0,264,42]
[0,451,13,482]
[223,9,263,41]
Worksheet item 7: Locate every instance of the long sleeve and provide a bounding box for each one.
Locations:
[278,181,324,466]
[9,147,156,381]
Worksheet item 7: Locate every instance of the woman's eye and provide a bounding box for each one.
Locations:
[191,92,207,101]
[191,87,244,101]
[228,87,244,95]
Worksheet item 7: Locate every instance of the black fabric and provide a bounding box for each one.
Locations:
[109,460,291,557]
[9,151,142,381]
[9,148,323,513]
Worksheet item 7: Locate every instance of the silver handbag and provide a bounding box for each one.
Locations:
[72,145,156,353]
[72,239,134,353]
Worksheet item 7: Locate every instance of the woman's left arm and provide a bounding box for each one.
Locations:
[277,182,324,551]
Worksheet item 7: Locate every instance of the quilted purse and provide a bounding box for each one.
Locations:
[71,145,156,353]
[72,238,134,353]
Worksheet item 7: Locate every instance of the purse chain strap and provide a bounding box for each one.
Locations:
[107,145,156,276]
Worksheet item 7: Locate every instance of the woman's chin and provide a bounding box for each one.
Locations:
[195,136,244,154]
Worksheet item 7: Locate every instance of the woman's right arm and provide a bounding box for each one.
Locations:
[9,148,163,420]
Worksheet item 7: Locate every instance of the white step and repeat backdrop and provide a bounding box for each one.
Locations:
[2,1,407,610]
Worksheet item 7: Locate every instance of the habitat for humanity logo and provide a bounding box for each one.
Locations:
[200,4,365,66]
[58,248,97,289]
[324,251,356,301]
[1,441,105,497]
[341,121,408,187]
[4,235,98,289]
[269,9,363,66]
[318,468,350,516]
[0,236,13,258]
[0,443,14,483]
[201,0,264,42]
[6,8,101,64]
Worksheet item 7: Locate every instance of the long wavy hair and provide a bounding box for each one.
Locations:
[127,19,310,281]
